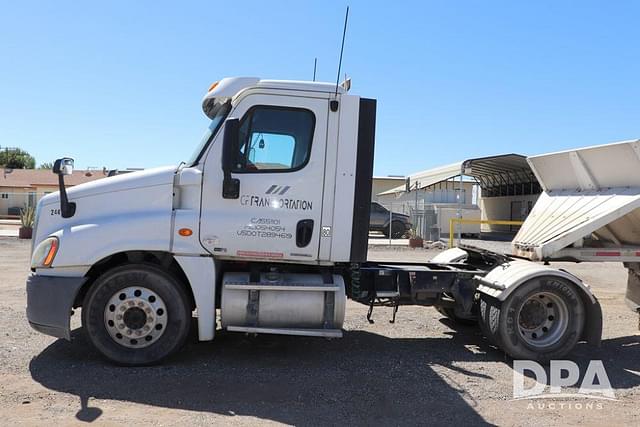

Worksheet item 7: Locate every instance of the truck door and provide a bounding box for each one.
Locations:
[199,93,328,262]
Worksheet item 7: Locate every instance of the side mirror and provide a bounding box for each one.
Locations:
[52,157,76,218]
[221,118,240,199]
[53,158,74,176]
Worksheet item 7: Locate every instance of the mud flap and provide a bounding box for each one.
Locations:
[581,293,603,347]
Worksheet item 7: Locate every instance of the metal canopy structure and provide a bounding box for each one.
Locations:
[378,154,540,198]
[378,162,464,195]
[463,154,541,198]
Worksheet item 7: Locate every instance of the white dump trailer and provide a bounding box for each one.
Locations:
[512,139,640,311]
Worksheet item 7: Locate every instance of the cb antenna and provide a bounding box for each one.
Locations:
[334,6,349,96]
[313,57,317,81]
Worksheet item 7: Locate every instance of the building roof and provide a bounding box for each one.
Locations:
[379,162,466,195]
[0,168,109,189]
[372,176,406,181]
[379,154,537,196]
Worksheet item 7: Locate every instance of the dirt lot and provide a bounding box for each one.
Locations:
[1,238,639,426]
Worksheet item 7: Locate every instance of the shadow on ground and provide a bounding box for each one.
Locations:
[30,322,500,425]
[29,320,640,425]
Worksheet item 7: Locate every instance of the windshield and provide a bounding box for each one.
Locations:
[187,100,231,166]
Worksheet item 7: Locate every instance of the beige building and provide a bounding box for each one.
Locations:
[0,168,109,216]
[375,164,480,237]
[371,176,406,201]
[376,162,478,208]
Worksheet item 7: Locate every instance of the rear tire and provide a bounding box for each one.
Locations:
[479,277,585,361]
[478,295,501,346]
[82,264,191,366]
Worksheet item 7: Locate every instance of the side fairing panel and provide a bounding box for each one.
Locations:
[329,95,360,262]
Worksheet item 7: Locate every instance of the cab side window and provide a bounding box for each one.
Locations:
[235,106,315,172]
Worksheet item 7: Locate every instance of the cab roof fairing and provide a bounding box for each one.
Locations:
[201,77,346,119]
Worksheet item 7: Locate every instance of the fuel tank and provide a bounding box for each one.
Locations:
[221,272,346,330]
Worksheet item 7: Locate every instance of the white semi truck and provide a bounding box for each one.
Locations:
[26,77,603,365]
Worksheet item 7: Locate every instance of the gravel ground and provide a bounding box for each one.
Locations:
[1,238,639,426]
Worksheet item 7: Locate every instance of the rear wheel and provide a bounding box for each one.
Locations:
[478,277,585,361]
[82,264,191,365]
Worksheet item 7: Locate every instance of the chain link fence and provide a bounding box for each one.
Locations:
[372,199,482,245]
[370,200,434,244]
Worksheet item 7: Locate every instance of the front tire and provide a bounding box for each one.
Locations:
[82,264,191,365]
[479,277,585,361]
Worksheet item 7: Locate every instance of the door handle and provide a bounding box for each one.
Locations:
[296,219,314,248]
[222,177,240,199]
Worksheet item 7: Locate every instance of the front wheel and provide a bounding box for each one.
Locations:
[479,277,585,361]
[82,264,191,365]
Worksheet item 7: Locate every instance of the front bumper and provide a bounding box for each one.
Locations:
[26,274,88,340]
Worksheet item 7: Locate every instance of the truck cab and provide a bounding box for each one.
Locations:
[27,77,376,364]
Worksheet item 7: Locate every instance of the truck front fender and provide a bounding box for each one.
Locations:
[49,212,172,268]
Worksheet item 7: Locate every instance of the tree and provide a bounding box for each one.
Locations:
[0,148,36,169]
[39,162,54,169]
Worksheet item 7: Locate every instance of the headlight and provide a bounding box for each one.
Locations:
[31,237,59,269]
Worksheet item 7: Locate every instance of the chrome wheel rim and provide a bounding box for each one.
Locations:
[516,291,569,348]
[104,286,167,348]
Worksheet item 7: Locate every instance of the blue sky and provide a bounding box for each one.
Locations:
[1,1,638,176]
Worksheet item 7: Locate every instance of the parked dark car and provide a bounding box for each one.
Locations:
[369,202,412,238]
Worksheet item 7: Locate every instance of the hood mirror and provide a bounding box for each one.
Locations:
[53,158,74,176]
[52,157,76,218]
